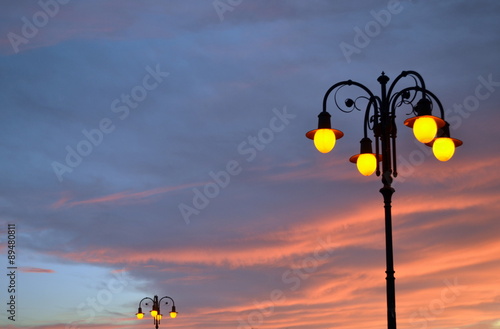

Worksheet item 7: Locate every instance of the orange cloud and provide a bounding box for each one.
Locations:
[20,267,55,273]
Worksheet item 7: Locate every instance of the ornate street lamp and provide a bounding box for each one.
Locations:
[136,295,178,328]
[306,71,462,329]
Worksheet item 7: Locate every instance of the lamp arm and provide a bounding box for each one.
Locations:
[363,96,381,137]
[138,297,155,308]
[389,86,445,119]
[158,296,176,307]
[386,70,427,100]
[322,80,377,113]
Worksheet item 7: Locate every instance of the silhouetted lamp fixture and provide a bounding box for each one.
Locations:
[426,122,463,161]
[136,295,177,328]
[306,111,344,153]
[306,71,462,329]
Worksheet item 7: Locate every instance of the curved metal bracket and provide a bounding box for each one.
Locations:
[386,70,426,101]
[323,80,382,137]
[390,86,445,119]
[138,297,155,308]
[322,80,377,113]
[159,295,176,307]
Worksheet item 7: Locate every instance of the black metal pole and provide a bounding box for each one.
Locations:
[381,186,396,329]
[378,72,397,329]
[154,295,159,329]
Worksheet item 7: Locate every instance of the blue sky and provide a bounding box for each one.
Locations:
[1,1,500,329]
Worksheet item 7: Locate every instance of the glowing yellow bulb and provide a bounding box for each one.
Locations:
[313,129,336,153]
[413,116,437,143]
[170,311,178,318]
[150,309,158,317]
[432,138,455,161]
[356,153,377,176]
[156,314,163,320]
[136,313,144,319]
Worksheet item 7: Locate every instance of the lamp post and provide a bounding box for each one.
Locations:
[136,295,178,329]
[306,71,462,329]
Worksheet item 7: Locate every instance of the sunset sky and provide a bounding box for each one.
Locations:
[1,1,500,329]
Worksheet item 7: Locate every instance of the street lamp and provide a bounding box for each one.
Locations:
[306,71,462,329]
[136,295,178,328]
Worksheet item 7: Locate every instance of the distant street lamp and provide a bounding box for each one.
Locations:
[136,295,178,329]
[306,71,462,329]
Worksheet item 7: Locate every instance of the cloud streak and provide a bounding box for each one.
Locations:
[50,182,204,209]
[19,267,56,273]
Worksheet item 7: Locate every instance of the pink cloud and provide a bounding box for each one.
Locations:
[20,267,55,273]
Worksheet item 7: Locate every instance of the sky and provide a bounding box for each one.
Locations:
[0,0,500,329]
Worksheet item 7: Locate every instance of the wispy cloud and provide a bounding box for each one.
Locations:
[19,267,55,273]
[49,182,204,209]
